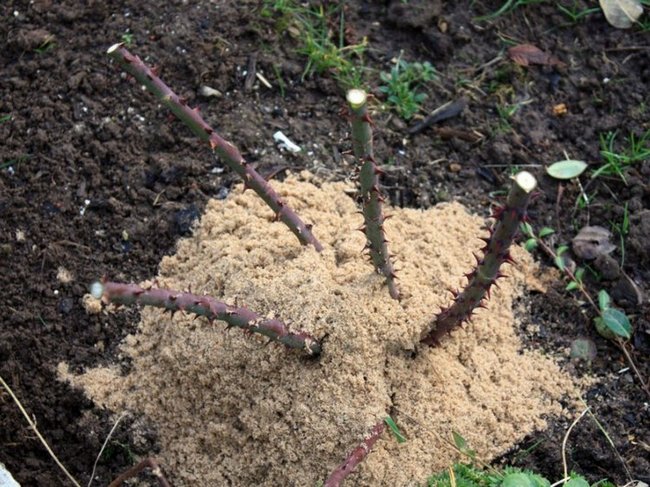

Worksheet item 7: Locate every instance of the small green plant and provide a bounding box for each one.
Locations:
[427,463,612,487]
[379,57,436,119]
[594,130,650,183]
[557,2,600,23]
[384,416,406,443]
[473,0,546,21]
[120,32,135,46]
[263,0,367,89]
[521,223,632,341]
[609,202,629,266]
[34,35,56,54]
[594,290,632,340]
[495,103,520,132]
[0,154,30,171]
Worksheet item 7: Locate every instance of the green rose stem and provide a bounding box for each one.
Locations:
[324,421,386,487]
[346,89,399,300]
[91,281,321,355]
[421,171,538,346]
[106,43,323,252]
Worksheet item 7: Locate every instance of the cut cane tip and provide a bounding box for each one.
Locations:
[513,171,537,193]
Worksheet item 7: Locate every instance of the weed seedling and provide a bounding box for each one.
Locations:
[120,32,135,46]
[473,0,546,21]
[379,56,436,119]
[594,130,650,183]
[609,202,629,266]
[521,223,649,398]
[0,154,30,171]
[264,0,367,89]
[557,2,600,23]
[495,103,520,132]
[34,35,56,54]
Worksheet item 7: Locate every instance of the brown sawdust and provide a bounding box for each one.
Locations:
[61,174,581,486]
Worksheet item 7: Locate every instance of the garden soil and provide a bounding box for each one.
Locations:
[62,176,580,485]
[1,0,649,486]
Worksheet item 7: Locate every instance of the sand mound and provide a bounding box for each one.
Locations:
[62,174,579,485]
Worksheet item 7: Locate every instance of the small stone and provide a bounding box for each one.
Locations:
[173,205,200,236]
[389,116,406,132]
[58,298,74,315]
[572,225,616,260]
[56,266,74,284]
[199,86,222,98]
[83,294,102,314]
[449,162,461,173]
[488,140,513,165]
[552,103,568,116]
[594,254,620,280]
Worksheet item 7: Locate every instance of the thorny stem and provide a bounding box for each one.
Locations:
[421,172,538,346]
[346,89,399,300]
[93,281,321,355]
[106,43,322,252]
[324,421,386,487]
[532,237,650,399]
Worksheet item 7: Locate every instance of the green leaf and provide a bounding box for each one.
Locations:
[524,238,538,252]
[574,267,585,283]
[566,281,579,291]
[452,430,467,450]
[601,308,632,339]
[565,476,590,487]
[384,416,406,443]
[554,246,568,270]
[520,222,534,237]
[546,160,588,180]
[538,227,555,238]
[502,472,537,487]
[598,289,611,311]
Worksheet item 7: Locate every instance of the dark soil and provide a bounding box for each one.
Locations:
[1,1,648,485]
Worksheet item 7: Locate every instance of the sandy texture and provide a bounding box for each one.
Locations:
[63,175,579,486]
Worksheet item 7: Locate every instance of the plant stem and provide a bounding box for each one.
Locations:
[106,43,322,252]
[529,234,650,399]
[93,281,321,355]
[535,238,598,312]
[324,421,385,487]
[108,458,170,487]
[421,172,537,345]
[0,376,81,487]
[347,89,399,300]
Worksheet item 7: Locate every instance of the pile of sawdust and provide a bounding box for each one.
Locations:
[62,174,580,485]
